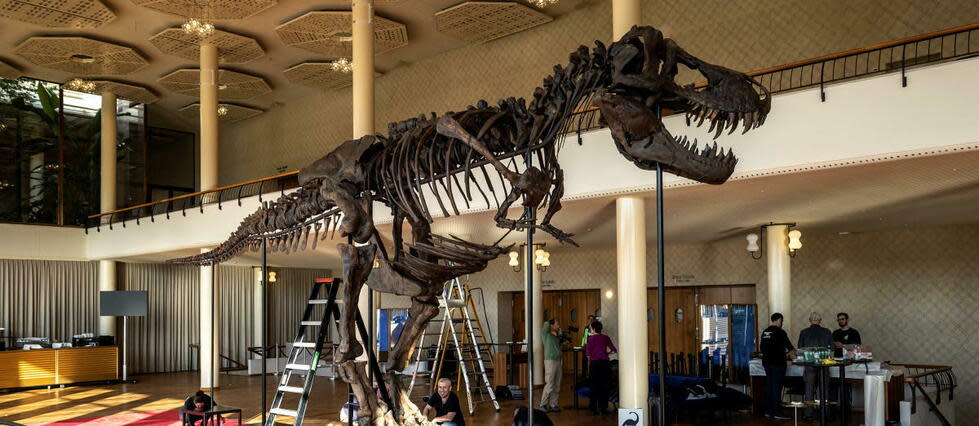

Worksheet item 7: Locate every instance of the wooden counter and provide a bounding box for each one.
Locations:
[0,346,118,389]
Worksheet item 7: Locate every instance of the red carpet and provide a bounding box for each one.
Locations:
[37,410,241,425]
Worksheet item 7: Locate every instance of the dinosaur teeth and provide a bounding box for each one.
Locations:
[728,112,739,135]
[713,119,725,139]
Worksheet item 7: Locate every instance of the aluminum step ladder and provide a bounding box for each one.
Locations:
[266,278,392,426]
[408,278,499,414]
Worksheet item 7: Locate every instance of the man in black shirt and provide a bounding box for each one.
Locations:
[759,313,794,420]
[832,312,861,348]
[423,378,465,426]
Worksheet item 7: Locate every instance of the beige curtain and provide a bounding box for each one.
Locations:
[0,259,98,343]
[1,258,329,374]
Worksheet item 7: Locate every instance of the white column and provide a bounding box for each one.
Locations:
[353,0,375,362]
[98,91,118,336]
[198,42,221,390]
[525,245,544,385]
[200,254,220,390]
[767,225,792,334]
[616,196,648,420]
[612,0,641,39]
[253,267,264,350]
[97,260,116,336]
[199,42,219,191]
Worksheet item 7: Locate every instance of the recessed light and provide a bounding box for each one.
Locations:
[70,54,95,64]
[217,84,228,90]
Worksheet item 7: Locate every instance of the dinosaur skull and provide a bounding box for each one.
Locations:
[597,26,771,184]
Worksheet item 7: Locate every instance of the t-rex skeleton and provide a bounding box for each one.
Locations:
[173,26,771,425]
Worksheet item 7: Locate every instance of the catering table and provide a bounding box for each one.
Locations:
[0,346,118,390]
[748,358,902,422]
[791,359,868,426]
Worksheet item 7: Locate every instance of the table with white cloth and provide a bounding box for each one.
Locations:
[748,358,902,422]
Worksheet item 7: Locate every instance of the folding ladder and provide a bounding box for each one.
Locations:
[266,278,392,426]
[408,278,499,414]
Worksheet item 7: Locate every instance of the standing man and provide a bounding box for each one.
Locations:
[579,315,597,347]
[760,313,794,421]
[422,378,465,426]
[832,312,861,348]
[798,312,832,421]
[540,318,563,413]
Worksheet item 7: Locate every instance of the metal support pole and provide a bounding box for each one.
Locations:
[261,238,268,426]
[210,264,216,404]
[368,287,374,386]
[523,154,536,426]
[656,162,667,426]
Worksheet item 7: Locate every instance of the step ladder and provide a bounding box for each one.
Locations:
[266,278,392,426]
[408,278,499,414]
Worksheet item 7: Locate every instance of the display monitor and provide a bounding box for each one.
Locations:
[99,291,148,317]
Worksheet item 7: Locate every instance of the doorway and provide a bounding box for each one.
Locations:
[510,289,601,372]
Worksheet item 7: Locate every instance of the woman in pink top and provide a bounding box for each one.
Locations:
[584,321,617,415]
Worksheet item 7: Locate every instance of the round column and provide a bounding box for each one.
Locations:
[199,42,219,191]
[200,251,221,390]
[352,0,375,363]
[616,196,649,421]
[98,91,118,337]
[767,225,792,333]
[528,245,544,385]
[612,0,641,39]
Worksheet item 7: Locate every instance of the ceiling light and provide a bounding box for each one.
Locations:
[330,57,353,74]
[217,105,228,116]
[70,54,95,64]
[788,229,803,252]
[217,84,228,90]
[530,0,558,8]
[65,78,96,93]
[182,18,215,38]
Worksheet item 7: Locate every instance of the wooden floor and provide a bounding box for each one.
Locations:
[0,371,859,425]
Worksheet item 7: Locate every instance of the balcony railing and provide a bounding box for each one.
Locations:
[86,22,979,230]
[85,171,298,231]
[568,22,979,135]
[894,363,956,425]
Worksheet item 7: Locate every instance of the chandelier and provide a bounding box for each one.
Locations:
[330,57,353,73]
[217,105,228,116]
[182,18,215,38]
[65,78,96,93]
[530,0,558,8]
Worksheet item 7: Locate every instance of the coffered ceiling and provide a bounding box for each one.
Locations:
[0,0,588,127]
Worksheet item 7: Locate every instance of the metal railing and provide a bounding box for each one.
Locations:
[85,171,298,231]
[568,22,979,134]
[894,363,956,425]
[85,23,979,231]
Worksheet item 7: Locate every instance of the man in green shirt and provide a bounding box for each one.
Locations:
[540,319,563,412]
[579,315,597,347]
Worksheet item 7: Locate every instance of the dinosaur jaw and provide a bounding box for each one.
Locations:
[598,92,738,185]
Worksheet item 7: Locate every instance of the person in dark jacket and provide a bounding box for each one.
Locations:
[798,312,832,420]
[760,313,794,420]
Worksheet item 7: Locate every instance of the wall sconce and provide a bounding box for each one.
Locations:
[747,222,802,259]
[605,289,614,299]
[267,271,277,283]
[509,243,551,272]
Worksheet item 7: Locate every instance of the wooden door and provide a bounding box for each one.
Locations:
[511,289,601,372]
[647,288,698,356]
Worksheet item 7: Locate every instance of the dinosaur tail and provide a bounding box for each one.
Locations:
[168,182,340,265]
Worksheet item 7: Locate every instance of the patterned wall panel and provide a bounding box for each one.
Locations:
[220,0,979,185]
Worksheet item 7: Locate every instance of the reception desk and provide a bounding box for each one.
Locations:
[0,346,118,389]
